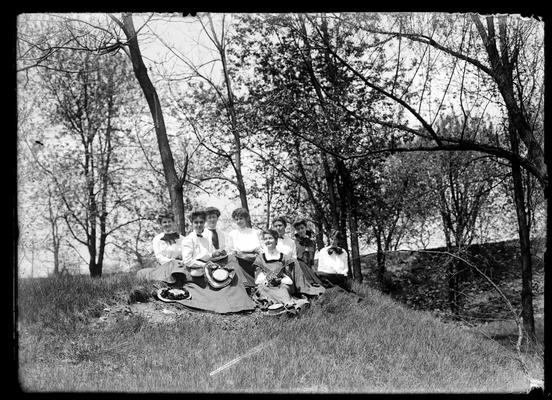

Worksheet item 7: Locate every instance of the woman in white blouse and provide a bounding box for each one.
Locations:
[227,207,262,288]
[271,216,297,258]
[136,211,186,284]
[177,210,214,282]
[227,208,262,256]
[314,230,352,292]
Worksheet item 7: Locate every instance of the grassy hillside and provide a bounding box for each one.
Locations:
[16,273,542,393]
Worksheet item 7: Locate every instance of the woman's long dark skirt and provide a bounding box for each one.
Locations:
[291,260,326,296]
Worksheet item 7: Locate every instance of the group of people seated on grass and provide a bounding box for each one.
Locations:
[136,206,355,315]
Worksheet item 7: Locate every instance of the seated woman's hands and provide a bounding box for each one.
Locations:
[268,276,281,287]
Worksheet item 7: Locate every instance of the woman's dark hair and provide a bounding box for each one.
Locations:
[204,206,221,218]
[232,207,251,223]
[292,219,307,229]
[261,229,279,242]
[272,216,287,227]
[329,229,344,243]
[328,229,345,254]
[189,210,206,222]
[157,211,174,224]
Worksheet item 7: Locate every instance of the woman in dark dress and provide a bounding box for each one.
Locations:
[227,207,263,291]
[291,219,325,297]
[251,229,309,310]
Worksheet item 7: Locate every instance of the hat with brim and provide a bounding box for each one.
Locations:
[210,253,229,263]
[266,303,286,316]
[204,261,235,289]
[236,252,257,262]
[189,260,206,277]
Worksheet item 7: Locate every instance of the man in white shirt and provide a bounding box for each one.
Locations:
[272,216,297,259]
[203,206,228,257]
[180,210,215,278]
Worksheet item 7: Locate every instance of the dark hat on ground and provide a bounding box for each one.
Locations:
[157,287,191,302]
[210,251,229,263]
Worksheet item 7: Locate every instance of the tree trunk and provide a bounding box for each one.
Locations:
[30,242,35,278]
[236,177,250,216]
[170,183,186,233]
[206,14,249,213]
[509,125,536,343]
[471,15,547,189]
[373,227,386,291]
[545,121,551,351]
[88,243,101,278]
[97,231,107,277]
[320,151,340,232]
[119,13,186,233]
[447,258,459,316]
[53,239,60,276]
[47,190,60,275]
[292,140,331,234]
[336,159,362,282]
[313,212,325,250]
[89,260,102,278]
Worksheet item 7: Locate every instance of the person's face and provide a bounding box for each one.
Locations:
[295,224,307,237]
[206,213,219,229]
[160,217,176,233]
[235,216,247,228]
[192,217,205,234]
[272,221,286,236]
[263,233,277,250]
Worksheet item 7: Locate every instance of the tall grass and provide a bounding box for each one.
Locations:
[17,273,139,330]
[17,274,541,393]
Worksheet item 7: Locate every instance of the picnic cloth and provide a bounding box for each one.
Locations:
[157,255,256,314]
[136,259,182,284]
[233,253,258,289]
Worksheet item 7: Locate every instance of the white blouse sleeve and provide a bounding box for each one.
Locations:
[252,229,262,251]
[255,271,267,285]
[313,249,320,260]
[339,252,349,275]
[219,230,229,252]
[226,231,236,252]
[152,236,173,265]
[290,239,297,259]
[181,235,196,267]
